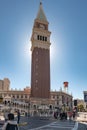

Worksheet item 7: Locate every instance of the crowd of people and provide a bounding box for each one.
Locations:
[2,110,20,130]
[54,110,76,120]
[1,108,76,130]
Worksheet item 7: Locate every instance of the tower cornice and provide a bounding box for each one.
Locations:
[32,28,51,35]
[31,41,51,51]
[34,18,49,25]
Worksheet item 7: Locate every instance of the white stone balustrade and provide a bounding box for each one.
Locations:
[76,112,87,122]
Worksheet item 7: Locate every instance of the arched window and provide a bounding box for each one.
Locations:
[43,36,44,41]
[40,36,42,40]
[45,37,47,41]
[37,35,39,40]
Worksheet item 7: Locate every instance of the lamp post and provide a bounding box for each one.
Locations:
[64,104,66,112]
[28,103,30,117]
[28,100,30,117]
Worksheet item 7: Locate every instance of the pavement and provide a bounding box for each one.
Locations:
[76,112,87,123]
[78,123,87,130]
[16,116,87,130]
[0,115,87,130]
[29,120,77,130]
[16,116,77,130]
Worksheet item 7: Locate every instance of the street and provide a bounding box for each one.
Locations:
[78,123,87,130]
[12,116,76,130]
[29,120,76,130]
[0,116,87,130]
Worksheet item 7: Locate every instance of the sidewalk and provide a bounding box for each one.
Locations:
[78,123,87,130]
[1,115,87,130]
[76,112,87,123]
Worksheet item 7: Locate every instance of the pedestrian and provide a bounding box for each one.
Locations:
[68,111,72,121]
[54,112,58,119]
[17,110,20,124]
[2,113,18,130]
[73,111,75,120]
[4,110,9,121]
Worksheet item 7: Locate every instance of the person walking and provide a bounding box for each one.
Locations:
[4,111,9,121]
[2,113,18,130]
[73,111,76,120]
[17,110,20,124]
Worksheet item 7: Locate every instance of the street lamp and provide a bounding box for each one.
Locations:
[28,102,30,117]
[28,92,31,117]
[64,104,66,112]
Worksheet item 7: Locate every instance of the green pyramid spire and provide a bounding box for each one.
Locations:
[36,2,48,22]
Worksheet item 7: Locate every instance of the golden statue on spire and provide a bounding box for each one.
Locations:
[40,0,42,5]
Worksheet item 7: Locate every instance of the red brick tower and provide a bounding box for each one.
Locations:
[31,2,51,99]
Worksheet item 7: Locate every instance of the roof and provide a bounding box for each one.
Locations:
[36,2,48,22]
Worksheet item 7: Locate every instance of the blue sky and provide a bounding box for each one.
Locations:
[0,0,87,99]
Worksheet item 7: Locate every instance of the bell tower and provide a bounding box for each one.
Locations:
[31,2,51,99]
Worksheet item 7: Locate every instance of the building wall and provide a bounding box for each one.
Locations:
[31,47,50,98]
[0,78,10,91]
[0,80,3,91]
[0,78,73,115]
[51,91,73,109]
